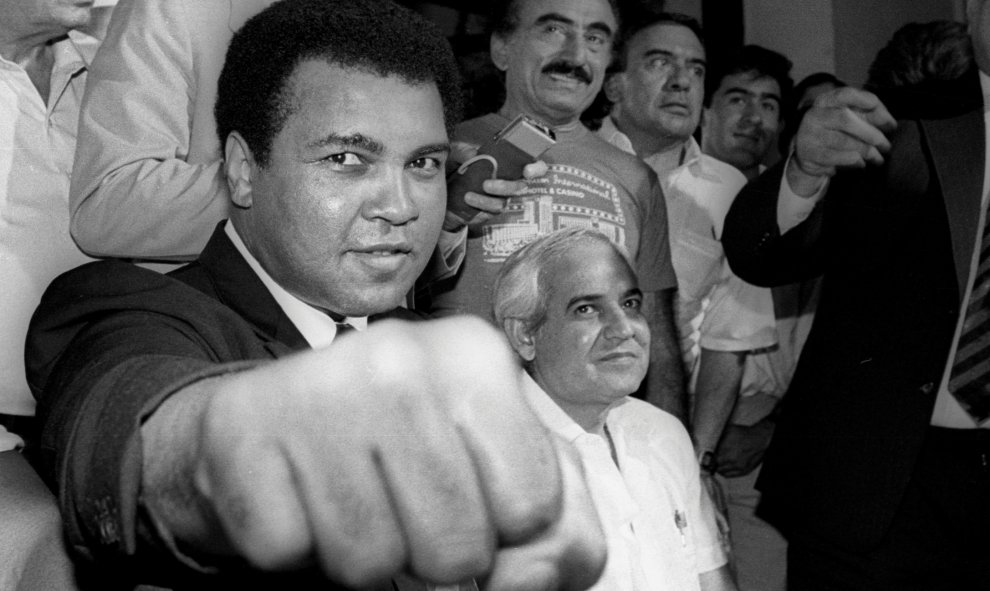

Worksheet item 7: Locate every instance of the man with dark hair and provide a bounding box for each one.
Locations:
[26,1,606,589]
[722,0,990,587]
[68,0,502,281]
[702,45,792,181]
[428,0,687,422]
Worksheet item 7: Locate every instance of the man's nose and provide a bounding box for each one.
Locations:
[666,63,691,90]
[558,31,588,65]
[603,307,636,340]
[742,100,763,125]
[362,168,420,225]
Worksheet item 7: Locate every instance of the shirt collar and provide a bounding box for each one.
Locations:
[225,223,367,348]
[521,372,599,444]
[597,116,636,156]
[980,70,990,113]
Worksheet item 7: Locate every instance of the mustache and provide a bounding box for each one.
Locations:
[541,61,593,84]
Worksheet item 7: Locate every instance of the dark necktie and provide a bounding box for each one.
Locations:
[327,311,355,337]
[949,203,990,423]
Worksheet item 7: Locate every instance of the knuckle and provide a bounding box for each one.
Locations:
[412,534,494,582]
[321,541,405,589]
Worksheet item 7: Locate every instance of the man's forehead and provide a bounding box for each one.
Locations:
[632,22,705,58]
[514,0,618,30]
[716,71,781,100]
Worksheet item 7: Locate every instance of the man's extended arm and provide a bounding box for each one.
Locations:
[28,267,605,588]
[723,88,897,287]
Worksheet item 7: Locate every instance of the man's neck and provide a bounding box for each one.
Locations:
[0,24,69,103]
[498,101,580,131]
[610,115,687,159]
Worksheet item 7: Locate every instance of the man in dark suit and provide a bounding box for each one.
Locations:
[721,1,990,588]
[24,1,606,589]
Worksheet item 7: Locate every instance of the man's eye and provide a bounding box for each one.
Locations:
[647,57,670,70]
[326,152,363,166]
[408,157,443,175]
[623,297,642,311]
[763,102,779,114]
[691,66,705,78]
[574,304,597,316]
[586,32,608,47]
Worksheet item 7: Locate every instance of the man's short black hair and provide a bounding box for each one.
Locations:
[215,0,463,167]
[704,44,793,108]
[611,10,704,73]
[488,0,622,38]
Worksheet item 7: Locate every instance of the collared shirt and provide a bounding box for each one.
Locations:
[597,117,775,371]
[522,374,726,591]
[0,31,99,428]
[225,223,366,348]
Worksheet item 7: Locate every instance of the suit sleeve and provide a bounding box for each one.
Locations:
[722,161,826,288]
[27,266,274,580]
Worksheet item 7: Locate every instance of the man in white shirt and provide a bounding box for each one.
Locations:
[493,227,734,591]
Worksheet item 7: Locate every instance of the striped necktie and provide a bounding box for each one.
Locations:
[949,205,990,423]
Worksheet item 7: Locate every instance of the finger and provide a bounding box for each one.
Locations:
[862,145,887,167]
[419,318,563,543]
[818,86,896,133]
[464,191,509,215]
[289,424,407,588]
[200,433,313,571]
[451,140,481,163]
[522,160,549,179]
[816,86,882,113]
[374,389,495,583]
[481,177,528,198]
[482,439,606,591]
[835,106,892,154]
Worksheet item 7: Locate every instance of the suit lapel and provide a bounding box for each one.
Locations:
[198,224,310,350]
[921,104,985,300]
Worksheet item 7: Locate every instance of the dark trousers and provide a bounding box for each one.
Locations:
[788,427,990,591]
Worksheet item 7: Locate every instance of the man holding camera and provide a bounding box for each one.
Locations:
[427,0,685,421]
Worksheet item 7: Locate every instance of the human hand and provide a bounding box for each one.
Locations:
[443,141,548,232]
[786,87,897,196]
[171,317,605,589]
[714,419,776,478]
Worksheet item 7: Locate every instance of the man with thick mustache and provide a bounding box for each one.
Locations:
[428,0,686,421]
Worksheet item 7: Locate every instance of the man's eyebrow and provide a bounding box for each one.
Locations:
[411,142,451,159]
[623,287,644,299]
[307,133,384,154]
[723,86,781,105]
[534,13,575,28]
[533,13,613,38]
[566,293,600,308]
[642,49,707,67]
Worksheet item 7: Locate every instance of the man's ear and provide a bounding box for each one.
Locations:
[604,72,624,104]
[490,33,510,72]
[224,131,255,209]
[503,318,536,362]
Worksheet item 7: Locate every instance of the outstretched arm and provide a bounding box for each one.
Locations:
[140,318,606,589]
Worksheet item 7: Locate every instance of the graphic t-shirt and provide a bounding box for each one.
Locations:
[429,113,675,318]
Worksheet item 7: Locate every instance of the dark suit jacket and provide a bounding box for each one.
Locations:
[721,69,986,552]
[26,223,426,590]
